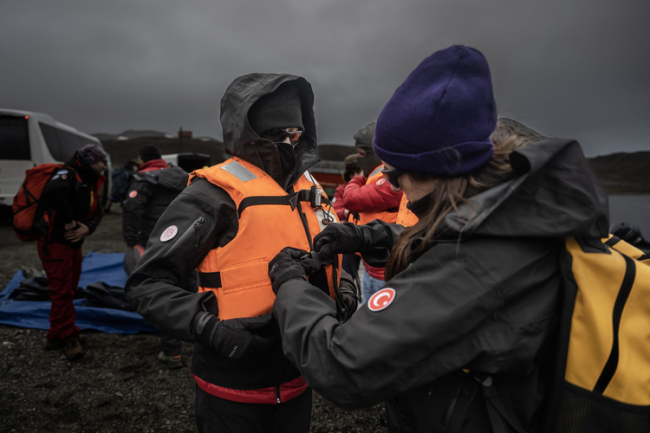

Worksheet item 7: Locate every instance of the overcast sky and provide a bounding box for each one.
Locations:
[2,0,649,156]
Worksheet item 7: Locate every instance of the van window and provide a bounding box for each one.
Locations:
[0,115,30,160]
[39,123,94,162]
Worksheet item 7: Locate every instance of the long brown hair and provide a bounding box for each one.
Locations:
[385,118,546,281]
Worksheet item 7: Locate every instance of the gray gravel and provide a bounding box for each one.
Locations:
[0,209,385,432]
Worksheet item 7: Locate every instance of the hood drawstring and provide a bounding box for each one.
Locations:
[251,142,267,175]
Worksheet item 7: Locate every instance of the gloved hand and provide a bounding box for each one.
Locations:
[193,313,276,360]
[339,270,360,321]
[268,247,320,294]
[313,223,367,263]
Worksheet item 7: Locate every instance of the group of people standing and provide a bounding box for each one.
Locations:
[33,44,623,432]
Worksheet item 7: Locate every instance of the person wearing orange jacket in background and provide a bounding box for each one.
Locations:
[343,122,402,303]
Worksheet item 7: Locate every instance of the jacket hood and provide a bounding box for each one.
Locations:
[220,73,319,189]
[440,139,609,239]
[133,166,188,191]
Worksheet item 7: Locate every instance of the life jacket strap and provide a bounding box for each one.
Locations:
[198,271,222,288]
[237,190,314,217]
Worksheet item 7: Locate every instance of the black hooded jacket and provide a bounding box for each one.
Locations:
[273,139,609,432]
[39,158,105,248]
[125,74,321,391]
[122,164,188,247]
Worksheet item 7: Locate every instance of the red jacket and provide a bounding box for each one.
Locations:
[342,175,402,214]
[343,173,402,280]
[138,159,169,173]
[332,183,347,221]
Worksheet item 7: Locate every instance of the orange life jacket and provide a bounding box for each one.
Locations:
[190,157,341,320]
[396,194,419,228]
[358,165,399,225]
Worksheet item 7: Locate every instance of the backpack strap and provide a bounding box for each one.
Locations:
[604,234,646,260]
[474,374,527,433]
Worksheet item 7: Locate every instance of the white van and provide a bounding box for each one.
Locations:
[0,109,112,209]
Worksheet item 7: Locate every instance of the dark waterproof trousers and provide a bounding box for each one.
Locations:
[195,385,312,433]
[37,240,82,341]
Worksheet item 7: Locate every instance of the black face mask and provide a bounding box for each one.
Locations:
[356,148,382,177]
[406,194,432,219]
[277,142,297,189]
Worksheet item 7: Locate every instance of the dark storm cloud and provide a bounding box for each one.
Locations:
[1,0,649,155]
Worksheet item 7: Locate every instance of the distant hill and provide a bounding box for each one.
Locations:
[587,151,650,193]
[100,135,354,168]
[92,130,176,141]
[317,144,356,162]
[102,136,226,167]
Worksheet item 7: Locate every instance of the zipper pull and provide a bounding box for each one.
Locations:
[194,217,205,248]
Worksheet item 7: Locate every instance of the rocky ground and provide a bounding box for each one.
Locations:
[0,207,384,433]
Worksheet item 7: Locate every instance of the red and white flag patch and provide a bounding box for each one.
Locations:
[129,190,138,198]
[368,288,396,312]
[160,225,178,242]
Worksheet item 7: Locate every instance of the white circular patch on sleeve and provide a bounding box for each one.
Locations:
[129,190,138,198]
[160,225,178,242]
[376,177,386,186]
[368,288,396,312]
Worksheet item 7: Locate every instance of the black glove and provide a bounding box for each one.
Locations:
[313,223,367,263]
[193,312,276,360]
[314,222,397,265]
[339,270,360,321]
[268,247,319,294]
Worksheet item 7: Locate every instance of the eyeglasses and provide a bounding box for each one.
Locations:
[381,166,405,189]
[262,128,304,145]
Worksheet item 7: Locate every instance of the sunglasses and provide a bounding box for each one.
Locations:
[262,128,304,145]
[381,166,405,189]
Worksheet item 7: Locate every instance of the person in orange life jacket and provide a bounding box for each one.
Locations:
[269,46,606,432]
[125,74,358,433]
[342,122,402,303]
[37,144,107,360]
[122,144,191,370]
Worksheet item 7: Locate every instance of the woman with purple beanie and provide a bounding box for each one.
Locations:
[267,46,609,432]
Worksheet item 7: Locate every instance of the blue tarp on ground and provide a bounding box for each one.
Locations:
[0,252,156,334]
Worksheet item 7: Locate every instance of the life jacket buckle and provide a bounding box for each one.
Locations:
[310,185,323,208]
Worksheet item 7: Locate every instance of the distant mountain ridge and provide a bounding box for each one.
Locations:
[92,130,175,141]
[101,136,226,168]
[587,150,650,193]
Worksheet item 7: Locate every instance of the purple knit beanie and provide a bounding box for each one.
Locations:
[77,145,107,164]
[373,45,497,176]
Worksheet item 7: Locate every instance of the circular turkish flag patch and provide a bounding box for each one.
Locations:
[376,178,386,186]
[160,225,178,242]
[129,190,138,198]
[368,288,396,312]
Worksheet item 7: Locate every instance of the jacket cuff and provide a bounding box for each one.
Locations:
[191,312,220,348]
